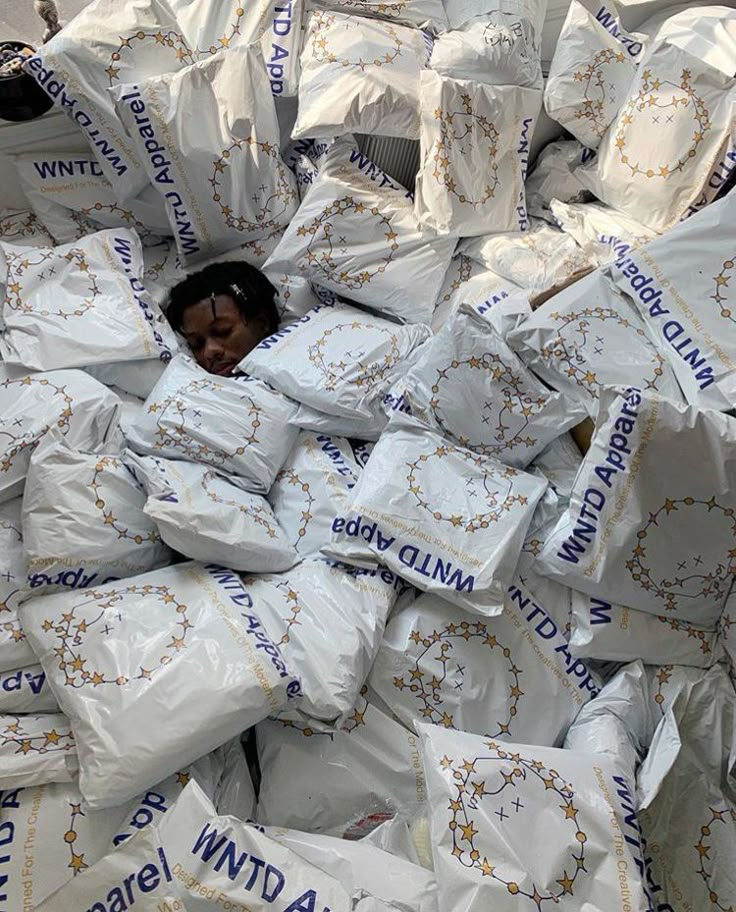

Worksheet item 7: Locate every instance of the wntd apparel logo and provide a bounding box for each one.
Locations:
[311,11,405,70]
[88,455,163,547]
[443,742,588,905]
[406,446,528,532]
[41,583,192,688]
[104,28,195,85]
[573,48,630,141]
[147,379,261,466]
[210,136,297,236]
[200,470,279,539]
[297,196,400,290]
[1,715,74,758]
[393,620,523,738]
[626,497,736,613]
[541,306,667,398]
[431,95,500,208]
[615,68,711,179]
[3,248,100,320]
[307,321,400,390]
[0,376,75,474]
[240,575,305,649]
[712,256,736,326]
[424,353,547,457]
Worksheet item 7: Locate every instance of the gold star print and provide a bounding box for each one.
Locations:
[105,65,119,80]
[350,708,365,726]
[449,799,462,812]
[441,712,454,728]
[18,740,33,754]
[44,729,61,745]
[479,858,494,876]
[440,755,452,769]
[695,842,711,859]
[561,799,577,819]
[557,873,575,895]
[170,636,186,651]
[176,771,190,787]
[71,657,85,672]
[69,852,88,874]
[461,759,477,774]
[91,672,105,686]
[472,780,487,798]
[460,821,477,841]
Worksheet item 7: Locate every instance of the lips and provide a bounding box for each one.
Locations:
[211,363,235,377]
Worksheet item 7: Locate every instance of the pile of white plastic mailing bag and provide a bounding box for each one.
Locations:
[0,0,735,909]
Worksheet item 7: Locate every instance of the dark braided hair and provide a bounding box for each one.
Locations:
[167,260,280,335]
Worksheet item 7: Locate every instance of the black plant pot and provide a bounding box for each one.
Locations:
[0,40,54,122]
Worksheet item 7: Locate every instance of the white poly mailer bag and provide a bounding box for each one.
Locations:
[0,369,121,504]
[529,432,583,503]
[538,387,736,628]
[14,151,172,247]
[550,197,657,265]
[293,10,429,140]
[112,42,298,266]
[125,452,297,572]
[127,354,299,493]
[369,583,598,746]
[525,140,592,222]
[0,228,177,371]
[569,590,723,667]
[419,723,651,912]
[326,413,546,615]
[0,498,36,673]
[429,4,543,87]
[431,253,516,331]
[577,39,736,232]
[169,0,304,96]
[240,303,430,437]
[0,712,77,790]
[213,738,256,821]
[0,208,55,248]
[0,664,59,714]
[22,0,196,201]
[267,430,361,558]
[395,305,586,468]
[265,138,456,324]
[257,693,427,836]
[20,562,301,808]
[264,825,438,912]
[459,218,592,295]
[607,192,736,411]
[415,71,541,236]
[22,438,171,596]
[36,780,352,912]
[308,0,446,30]
[637,667,736,912]
[0,751,226,911]
[507,269,683,416]
[241,559,403,724]
[544,0,639,149]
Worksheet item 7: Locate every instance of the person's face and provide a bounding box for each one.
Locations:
[179,294,268,376]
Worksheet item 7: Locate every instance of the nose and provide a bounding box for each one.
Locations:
[202,336,225,369]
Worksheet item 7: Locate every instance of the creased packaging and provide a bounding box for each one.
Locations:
[538,387,736,627]
[20,561,301,808]
[326,412,546,615]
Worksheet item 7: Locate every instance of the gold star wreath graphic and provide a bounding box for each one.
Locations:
[393,619,523,738]
[278,686,369,738]
[88,456,163,546]
[656,614,714,657]
[431,93,500,208]
[572,48,628,140]
[711,257,736,326]
[694,805,736,912]
[64,800,89,876]
[310,11,404,70]
[3,248,100,320]
[406,445,527,532]
[272,468,316,551]
[1,715,75,757]
[41,583,193,688]
[201,470,279,540]
[427,353,543,457]
[626,497,736,612]
[210,136,297,237]
[194,5,247,56]
[445,742,587,907]
[437,255,474,305]
[148,378,261,468]
[307,321,401,391]
[614,68,711,179]
[0,376,75,475]
[326,0,410,19]
[542,306,667,397]
[297,196,399,290]
[0,210,41,239]
[105,29,195,84]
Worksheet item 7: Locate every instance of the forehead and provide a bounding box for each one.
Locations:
[180,294,238,335]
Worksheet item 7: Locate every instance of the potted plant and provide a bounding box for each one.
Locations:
[0,39,53,122]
